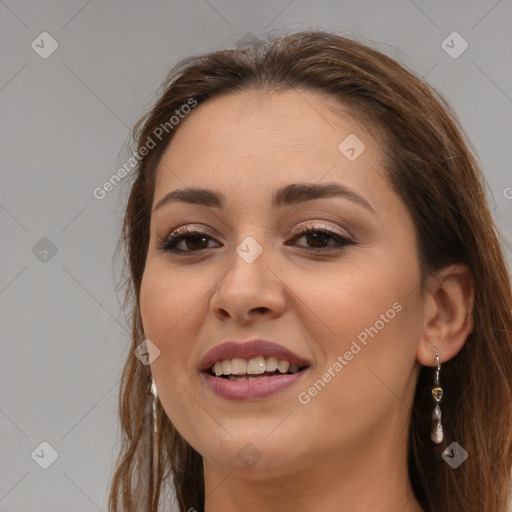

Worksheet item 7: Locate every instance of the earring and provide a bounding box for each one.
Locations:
[430,347,444,444]
[150,378,158,433]
[150,377,160,491]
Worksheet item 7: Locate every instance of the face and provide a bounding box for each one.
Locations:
[140,88,425,476]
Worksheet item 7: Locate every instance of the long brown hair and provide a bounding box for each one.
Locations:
[108,30,512,511]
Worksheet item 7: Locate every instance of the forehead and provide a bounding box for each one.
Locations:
[161,88,377,157]
[152,88,388,213]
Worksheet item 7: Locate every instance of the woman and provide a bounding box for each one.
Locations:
[108,31,512,511]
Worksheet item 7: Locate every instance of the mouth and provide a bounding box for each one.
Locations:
[207,356,309,381]
[199,339,311,400]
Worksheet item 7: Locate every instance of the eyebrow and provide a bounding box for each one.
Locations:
[153,182,376,216]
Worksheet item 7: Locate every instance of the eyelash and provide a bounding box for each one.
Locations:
[157,223,353,256]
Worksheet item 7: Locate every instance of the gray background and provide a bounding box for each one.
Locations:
[1,1,511,511]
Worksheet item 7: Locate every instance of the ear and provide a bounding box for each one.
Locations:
[416,264,475,366]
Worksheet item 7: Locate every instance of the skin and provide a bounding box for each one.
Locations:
[139,88,474,512]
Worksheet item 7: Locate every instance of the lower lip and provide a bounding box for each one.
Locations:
[202,370,308,401]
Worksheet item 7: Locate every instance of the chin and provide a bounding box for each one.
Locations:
[193,430,305,474]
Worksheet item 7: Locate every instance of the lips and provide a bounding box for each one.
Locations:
[198,339,311,373]
[199,339,311,400]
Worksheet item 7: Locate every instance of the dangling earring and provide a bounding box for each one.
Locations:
[150,378,158,433]
[150,377,160,492]
[430,347,444,444]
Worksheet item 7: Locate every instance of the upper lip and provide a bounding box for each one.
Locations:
[199,339,311,372]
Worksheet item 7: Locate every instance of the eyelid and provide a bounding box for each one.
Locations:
[155,224,220,255]
[165,223,216,239]
[163,220,350,243]
[289,221,350,239]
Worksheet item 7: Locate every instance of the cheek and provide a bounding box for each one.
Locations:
[297,247,422,405]
[139,265,195,382]
[297,297,420,448]
[139,266,206,441]
[296,255,409,350]
[140,261,204,345]
[139,259,221,384]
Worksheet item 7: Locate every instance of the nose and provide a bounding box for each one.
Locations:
[209,239,287,324]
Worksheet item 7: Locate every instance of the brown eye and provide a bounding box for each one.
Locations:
[288,225,353,252]
[302,230,333,248]
[180,234,210,251]
[157,227,221,254]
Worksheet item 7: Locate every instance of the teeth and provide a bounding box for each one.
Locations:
[228,375,253,381]
[266,356,278,372]
[231,358,247,375]
[211,356,302,377]
[247,356,265,374]
[229,375,268,381]
[222,359,231,375]
[278,360,290,373]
